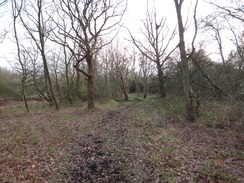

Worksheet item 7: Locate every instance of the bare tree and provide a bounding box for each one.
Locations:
[26,47,55,103]
[113,50,131,100]
[52,0,127,109]
[202,1,244,65]
[11,0,29,112]
[139,53,154,99]
[225,19,244,68]
[0,0,8,43]
[202,15,226,64]
[49,50,62,102]
[206,0,244,22]
[51,16,75,104]
[173,0,199,122]
[98,44,123,100]
[128,2,177,98]
[0,0,7,7]
[62,33,75,104]
[19,0,59,110]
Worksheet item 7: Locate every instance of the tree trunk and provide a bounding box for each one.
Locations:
[87,55,95,109]
[65,63,73,104]
[75,69,81,99]
[42,54,59,110]
[12,1,29,113]
[143,78,148,99]
[119,72,128,100]
[38,7,59,110]
[21,80,29,112]
[174,0,195,122]
[156,62,166,98]
[54,66,62,102]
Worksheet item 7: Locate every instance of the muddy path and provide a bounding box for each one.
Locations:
[62,106,132,183]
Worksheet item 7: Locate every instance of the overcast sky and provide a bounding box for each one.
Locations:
[0,0,242,69]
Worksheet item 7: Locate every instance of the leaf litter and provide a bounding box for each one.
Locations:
[0,100,243,182]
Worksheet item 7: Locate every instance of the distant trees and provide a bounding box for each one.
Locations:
[129,3,177,98]
[0,0,243,123]
[0,67,19,99]
[94,43,132,100]
[190,49,226,98]
[203,17,226,64]
[139,54,154,98]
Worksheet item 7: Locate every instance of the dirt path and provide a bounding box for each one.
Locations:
[62,108,130,182]
[1,99,243,182]
[62,101,244,183]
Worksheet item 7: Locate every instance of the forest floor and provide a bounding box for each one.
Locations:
[0,96,244,183]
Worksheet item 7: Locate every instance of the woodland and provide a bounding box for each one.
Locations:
[0,0,243,182]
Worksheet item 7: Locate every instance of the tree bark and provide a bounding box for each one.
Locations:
[143,78,148,99]
[86,54,95,109]
[174,0,195,122]
[53,62,62,102]
[156,62,166,98]
[65,63,73,104]
[41,52,59,109]
[120,72,128,100]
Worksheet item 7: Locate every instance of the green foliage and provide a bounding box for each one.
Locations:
[198,169,237,182]
[156,120,165,127]
[128,78,143,93]
[147,96,186,120]
[31,139,39,145]
[202,111,217,123]
[0,67,20,99]
[163,149,172,153]
[120,164,128,176]
[161,173,172,181]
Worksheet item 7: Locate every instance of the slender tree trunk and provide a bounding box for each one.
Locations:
[38,4,59,110]
[21,80,29,112]
[42,54,59,109]
[75,69,80,99]
[63,41,73,104]
[65,63,73,104]
[214,29,225,64]
[143,78,148,99]
[12,1,29,112]
[32,74,52,103]
[54,66,62,102]
[174,0,195,122]
[120,72,128,100]
[156,62,166,98]
[104,73,109,98]
[43,67,52,104]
